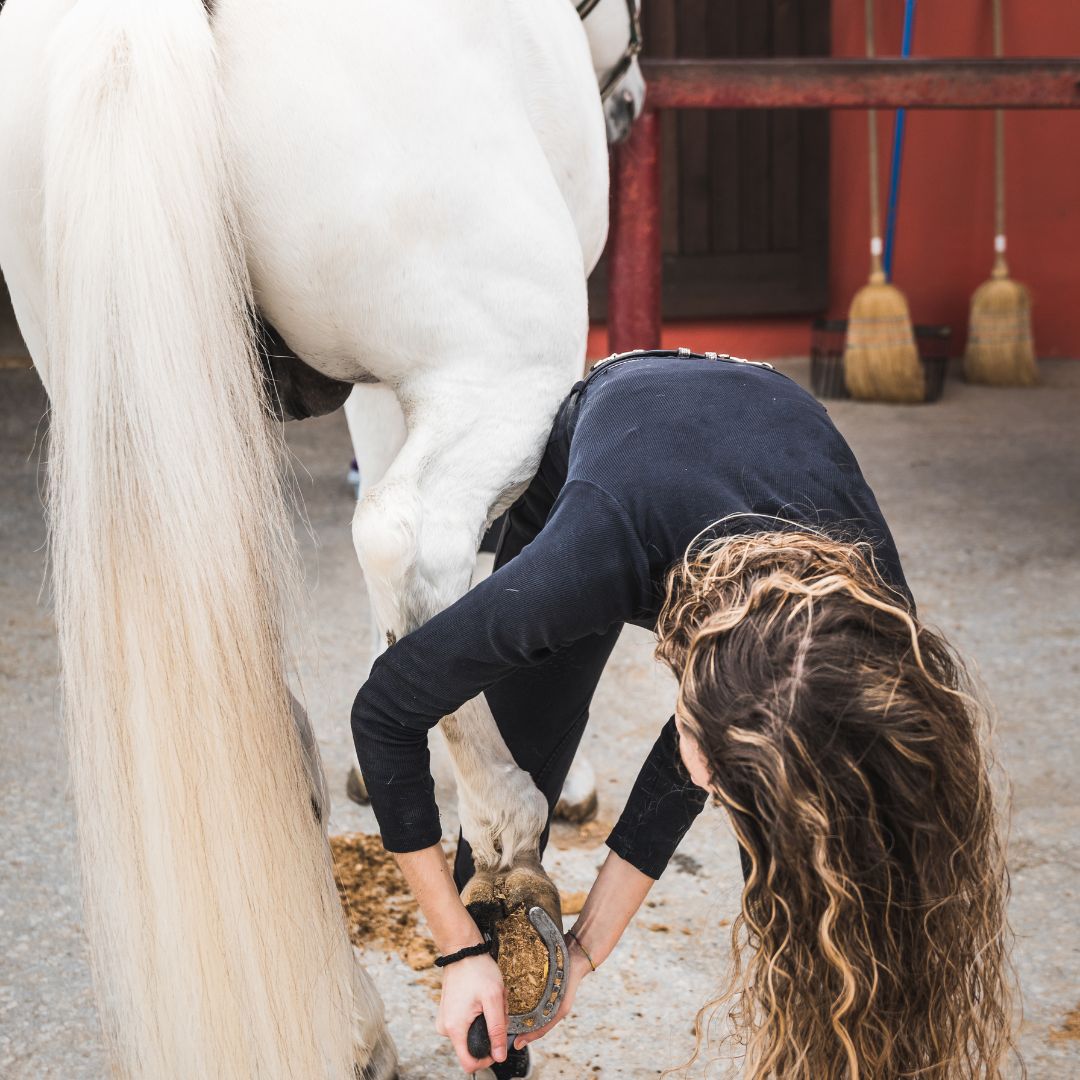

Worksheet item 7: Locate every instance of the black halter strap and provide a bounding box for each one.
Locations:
[577,0,643,102]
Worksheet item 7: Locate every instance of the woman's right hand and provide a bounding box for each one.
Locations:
[436,952,508,1073]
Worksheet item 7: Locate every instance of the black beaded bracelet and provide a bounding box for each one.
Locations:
[434,940,492,968]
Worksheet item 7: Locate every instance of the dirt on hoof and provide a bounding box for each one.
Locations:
[463,865,557,1016]
[330,832,438,971]
[495,906,550,1016]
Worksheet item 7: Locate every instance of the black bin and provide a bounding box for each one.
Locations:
[811,319,951,402]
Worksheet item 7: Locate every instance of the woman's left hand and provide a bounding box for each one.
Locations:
[512,936,594,1050]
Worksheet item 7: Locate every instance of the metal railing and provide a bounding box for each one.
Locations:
[606,57,1080,353]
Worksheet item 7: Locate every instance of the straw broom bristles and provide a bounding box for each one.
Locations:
[844,0,924,404]
[965,251,1037,386]
[964,0,1037,387]
[845,261,925,403]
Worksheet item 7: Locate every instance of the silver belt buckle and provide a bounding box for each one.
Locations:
[701,349,774,371]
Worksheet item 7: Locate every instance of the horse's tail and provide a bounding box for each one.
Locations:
[44,3,360,1076]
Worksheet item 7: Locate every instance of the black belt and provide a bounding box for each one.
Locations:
[560,347,779,446]
[585,346,773,381]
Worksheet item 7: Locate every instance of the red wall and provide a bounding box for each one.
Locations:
[830,0,1080,359]
[592,2,1080,362]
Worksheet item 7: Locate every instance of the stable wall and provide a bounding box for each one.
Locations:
[830,0,1080,358]
[591,0,1080,362]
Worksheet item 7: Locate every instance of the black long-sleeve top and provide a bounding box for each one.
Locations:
[352,352,907,878]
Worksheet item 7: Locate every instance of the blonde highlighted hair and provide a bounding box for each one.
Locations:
[657,529,1019,1079]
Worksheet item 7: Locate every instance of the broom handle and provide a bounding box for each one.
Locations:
[865,0,885,282]
[883,0,918,281]
[993,0,1009,277]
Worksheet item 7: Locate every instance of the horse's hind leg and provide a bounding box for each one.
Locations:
[351,365,573,895]
[343,382,464,817]
[555,754,599,824]
[343,383,405,806]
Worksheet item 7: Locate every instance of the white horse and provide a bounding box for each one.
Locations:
[343,0,644,827]
[0,0,642,1077]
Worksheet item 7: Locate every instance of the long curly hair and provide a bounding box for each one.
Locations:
[656,529,1019,1079]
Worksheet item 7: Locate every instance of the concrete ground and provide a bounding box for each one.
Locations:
[1,341,1078,1077]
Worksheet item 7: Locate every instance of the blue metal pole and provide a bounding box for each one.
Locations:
[883,0,918,281]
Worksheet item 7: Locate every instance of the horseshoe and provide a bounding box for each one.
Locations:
[466,905,568,1060]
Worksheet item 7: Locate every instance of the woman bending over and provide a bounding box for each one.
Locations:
[352,350,1017,1078]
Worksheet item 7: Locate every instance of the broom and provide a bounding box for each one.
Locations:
[964,0,1037,386]
[844,0,925,403]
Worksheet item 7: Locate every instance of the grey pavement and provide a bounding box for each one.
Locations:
[2,355,1078,1078]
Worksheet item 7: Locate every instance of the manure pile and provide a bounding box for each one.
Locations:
[330,832,438,971]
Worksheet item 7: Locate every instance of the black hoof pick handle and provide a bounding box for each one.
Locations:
[468,1013,491,1060]
[464,906,568,1062]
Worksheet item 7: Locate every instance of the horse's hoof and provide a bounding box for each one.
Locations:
[354,1022,398,1080]
[462,867,504,940]
[462,859,561,962]
[553,787,598,825]
[463,859,565,1029]
[345,764,370,806]
[552,756,598,824]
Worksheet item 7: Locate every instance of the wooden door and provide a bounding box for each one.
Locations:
[590,0,832,319]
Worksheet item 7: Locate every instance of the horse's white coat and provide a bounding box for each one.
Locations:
[0,0,620,1075]
[219,0,613,877]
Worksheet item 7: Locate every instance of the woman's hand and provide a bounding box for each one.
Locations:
[390,846,511,1071]
[436,952,509,1073]
[513,935,594,1050]
[393,845,655,1068]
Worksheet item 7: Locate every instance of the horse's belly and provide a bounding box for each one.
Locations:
[214,0,603,384]
[0,0,81,384]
